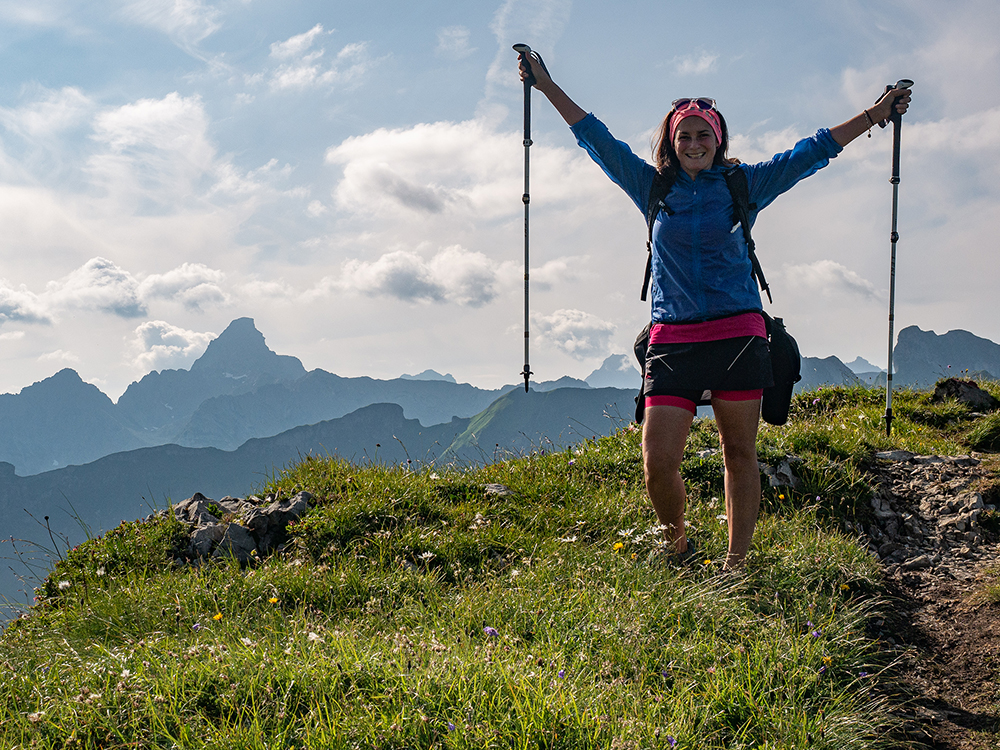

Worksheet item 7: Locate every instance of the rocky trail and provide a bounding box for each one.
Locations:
[861,452,1000,749]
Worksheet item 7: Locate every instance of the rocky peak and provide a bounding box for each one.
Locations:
[190,318,305,382]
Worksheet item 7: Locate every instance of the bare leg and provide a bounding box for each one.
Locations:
[642,405,694,553]
[711,398,762,569]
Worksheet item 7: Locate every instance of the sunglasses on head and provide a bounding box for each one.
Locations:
[671,97,716,111]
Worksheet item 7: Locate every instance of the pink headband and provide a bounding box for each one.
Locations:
[669,105,722,147]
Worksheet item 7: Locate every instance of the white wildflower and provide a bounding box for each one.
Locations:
[57,580,71,590]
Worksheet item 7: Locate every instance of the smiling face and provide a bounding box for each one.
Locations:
[672,115,719,179]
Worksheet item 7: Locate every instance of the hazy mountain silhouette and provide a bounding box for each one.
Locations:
[2,317,998,478]
[892,326,1000,387]
[0,369,141,474]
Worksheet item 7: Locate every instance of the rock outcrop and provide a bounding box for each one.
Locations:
[166,490,313,564]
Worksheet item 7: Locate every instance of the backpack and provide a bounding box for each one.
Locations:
[633,166,800,426]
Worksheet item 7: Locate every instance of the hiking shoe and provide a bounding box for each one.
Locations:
[646,538,699,567]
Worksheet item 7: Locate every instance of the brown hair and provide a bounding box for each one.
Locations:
[652,106,737,176]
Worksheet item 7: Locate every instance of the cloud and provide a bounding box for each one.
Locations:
[89,92,216,204]
[137,262,229,310]
[486,0,572,91]
[270,24,327,60]
[45,257,146,317]
[120,0,222,50]
[533,308,616,360]
[38,349,80,364]
[265,25,374,91]
[0,281,51,324]
[0,86,93,139]
[673,52,719,75]
[728,127,805,165]
[16,258,230,322]
[529,257,585,292]
[782,260,883,302]
[326,118,602,220]
[240,279,297,301]
[436,26,476,59]
[328,245,499,307]
[0,330,25,340]
[129,320,215,372]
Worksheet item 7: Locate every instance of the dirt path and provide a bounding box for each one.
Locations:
[862,453,1000,748]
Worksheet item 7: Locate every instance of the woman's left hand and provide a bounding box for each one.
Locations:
[873,84,912,122]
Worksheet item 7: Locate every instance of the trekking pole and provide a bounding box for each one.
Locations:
[512,43,544,393]
[883,79,914,437]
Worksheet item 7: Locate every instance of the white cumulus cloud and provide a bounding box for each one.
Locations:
[783,260,883,302]
[138,262,229,310]
[326,118,600,221]
[0,280,51,324]
[533,308,616,360]
[328,245,499,307]
[45,257,146,317]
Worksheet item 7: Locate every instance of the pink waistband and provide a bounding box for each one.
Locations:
[649,312,766,344]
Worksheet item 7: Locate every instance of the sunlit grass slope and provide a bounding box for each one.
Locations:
[2,383,997,749]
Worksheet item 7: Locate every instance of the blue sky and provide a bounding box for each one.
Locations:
[0,0,997,398]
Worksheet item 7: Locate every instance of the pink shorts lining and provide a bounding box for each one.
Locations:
[645,389,763,415]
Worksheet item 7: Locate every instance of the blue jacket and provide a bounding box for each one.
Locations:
[570,113,843,323]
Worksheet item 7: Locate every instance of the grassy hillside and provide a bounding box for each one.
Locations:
[2,383,998,749]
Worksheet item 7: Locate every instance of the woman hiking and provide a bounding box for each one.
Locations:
[517,52,911,569]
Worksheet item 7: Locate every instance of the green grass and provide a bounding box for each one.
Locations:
[1,383,998,749]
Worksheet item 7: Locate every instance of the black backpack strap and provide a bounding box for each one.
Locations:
[724,166,771,304]
[641,170,675,301]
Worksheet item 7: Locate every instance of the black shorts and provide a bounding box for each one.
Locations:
[643,335,773,408]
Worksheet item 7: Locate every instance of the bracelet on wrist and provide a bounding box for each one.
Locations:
[863,109,875,138]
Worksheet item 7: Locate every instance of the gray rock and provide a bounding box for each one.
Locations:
[214,523,257,563]
[484,484,514,497]
[877,450,915,462]
[902,554,933,571]
[189,523,225,556]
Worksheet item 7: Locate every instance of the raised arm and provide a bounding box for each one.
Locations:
[829,84,912,147]
[518,52,587,126]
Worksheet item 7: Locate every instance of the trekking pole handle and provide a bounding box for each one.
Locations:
[889,79,914,126]
[887,80,912,180]
[513,44,535,86]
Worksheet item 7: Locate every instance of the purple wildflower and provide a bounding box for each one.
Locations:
[558,669,565,679]
[192,623,201,631]
[819,665,827,674]
[812,398,820,405]
[812,630,822,637]
[666,737,677,747]
[859,671,869,678]
[806,621,813,628]
[483,626,499,638]
[447,722,456,732]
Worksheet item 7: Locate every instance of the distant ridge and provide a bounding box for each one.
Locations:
[401,369,457,383]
